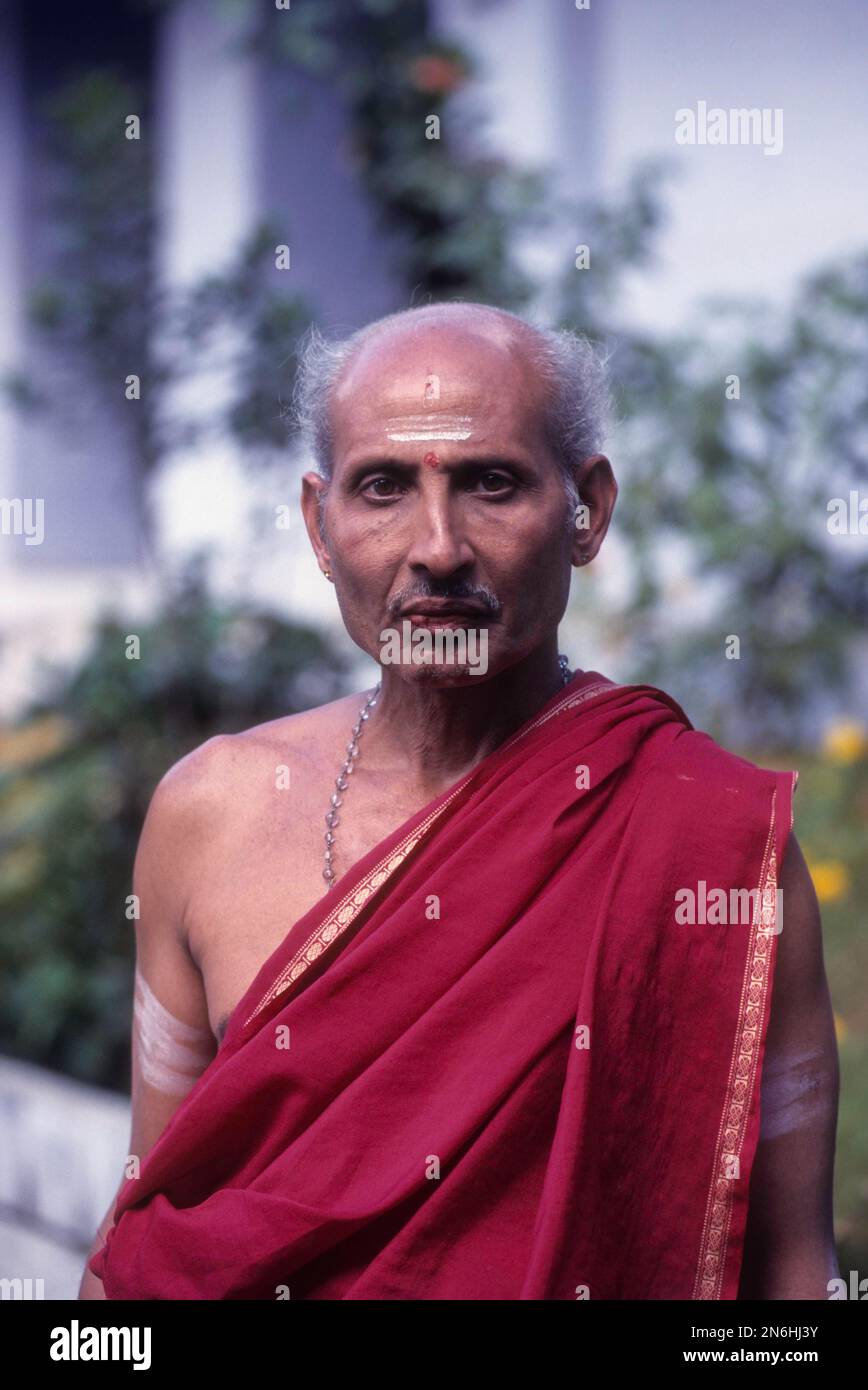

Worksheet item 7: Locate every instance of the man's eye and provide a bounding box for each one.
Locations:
[361,476,403,499]
[476,471,515,494]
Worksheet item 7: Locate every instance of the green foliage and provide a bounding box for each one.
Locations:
[170,221,312,454]
[263,0,545,306]
[27,69,161,485]
[553,165,868,743]
[0,569,350,1088]
[758,739,868,1267]
[11,64,312,507]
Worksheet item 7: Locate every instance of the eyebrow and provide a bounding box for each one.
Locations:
[341,455,534,487]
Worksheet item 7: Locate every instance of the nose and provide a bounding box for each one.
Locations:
[404,484,476,578]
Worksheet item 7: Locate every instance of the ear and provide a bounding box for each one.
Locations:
[569,454,618,566]
[301,472,332,576]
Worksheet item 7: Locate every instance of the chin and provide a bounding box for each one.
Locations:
[393,662,492,686]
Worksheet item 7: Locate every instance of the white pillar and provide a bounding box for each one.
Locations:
[151,0,259,560]
[0,4,25,576]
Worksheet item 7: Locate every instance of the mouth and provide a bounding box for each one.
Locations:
[399,601,490,626]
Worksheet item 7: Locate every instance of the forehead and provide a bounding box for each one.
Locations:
[330,320,550,454]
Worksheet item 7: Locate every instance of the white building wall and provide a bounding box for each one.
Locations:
[595,0,868,332]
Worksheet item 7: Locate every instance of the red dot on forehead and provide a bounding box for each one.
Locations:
[422,451,440,468]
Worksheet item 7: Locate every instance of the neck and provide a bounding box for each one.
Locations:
[360,638,571,793]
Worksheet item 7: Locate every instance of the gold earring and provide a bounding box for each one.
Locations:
[324,569,333,582]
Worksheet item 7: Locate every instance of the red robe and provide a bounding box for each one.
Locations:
[90,671,797,1299]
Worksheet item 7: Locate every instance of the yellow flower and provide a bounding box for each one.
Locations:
[805,859,850,903]
[822,720,867,764]
[834,1013,848,1044]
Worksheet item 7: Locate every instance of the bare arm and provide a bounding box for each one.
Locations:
[738,832,840,1299]
[78,754,218,1298]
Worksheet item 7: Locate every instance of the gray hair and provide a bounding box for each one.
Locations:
[290,305,614,516]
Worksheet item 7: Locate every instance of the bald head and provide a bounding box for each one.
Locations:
[292,301,613,496]
[331,306,553,472]
[338,301,539,365]
[297,301,619,686]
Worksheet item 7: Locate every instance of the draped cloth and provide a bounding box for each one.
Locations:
[90,670,798,1300]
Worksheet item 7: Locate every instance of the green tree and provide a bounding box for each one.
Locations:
[0,567,351,1088]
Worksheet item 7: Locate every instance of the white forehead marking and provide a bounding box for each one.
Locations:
[388,429,473,442]
[385,414,473,442]
[133,968,214,1097]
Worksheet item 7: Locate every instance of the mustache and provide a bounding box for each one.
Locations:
[388,580,501,618]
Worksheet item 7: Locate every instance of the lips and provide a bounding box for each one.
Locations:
[404,616,478,628]
[399,601,488,619]
[399,604,488,627]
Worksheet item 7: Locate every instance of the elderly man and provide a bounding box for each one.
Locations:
[82,302,838,1300]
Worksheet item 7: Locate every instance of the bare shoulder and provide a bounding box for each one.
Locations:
[228,690,372,771]
[134,690,374,956]
[150,689,370,814]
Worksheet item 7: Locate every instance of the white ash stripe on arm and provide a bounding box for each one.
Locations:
[133,968,215,1097]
